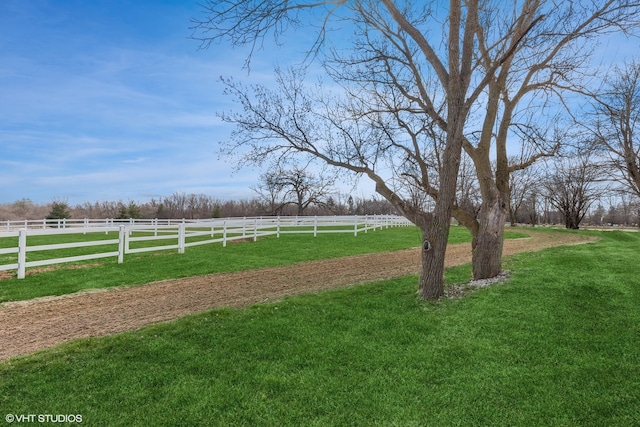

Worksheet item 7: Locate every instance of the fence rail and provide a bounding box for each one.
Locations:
[0,215,412,279]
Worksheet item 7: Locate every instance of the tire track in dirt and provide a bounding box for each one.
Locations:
[0,232,594,361]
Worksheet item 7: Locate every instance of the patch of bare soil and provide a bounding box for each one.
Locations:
[0,231,594,361]
[0,262,104,281]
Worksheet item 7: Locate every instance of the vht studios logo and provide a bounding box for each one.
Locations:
[5,414,83,423]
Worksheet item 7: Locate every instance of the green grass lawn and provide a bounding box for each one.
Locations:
[0,225,490,303]
[1,229,638,425]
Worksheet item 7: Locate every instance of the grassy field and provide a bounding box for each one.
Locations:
[0,228,639,425]
[0,225,508,303]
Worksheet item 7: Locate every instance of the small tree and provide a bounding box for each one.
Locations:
[127,202,141,219]
[115,201,142,220]
[46,201,71,224]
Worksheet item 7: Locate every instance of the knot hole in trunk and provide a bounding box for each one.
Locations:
[423,240,432,252]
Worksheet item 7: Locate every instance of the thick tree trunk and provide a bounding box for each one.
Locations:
[565,215,580,229]
[417,130,464,298]
[418,211,452,300]
[417,140,461,299]
[472,198,508,280]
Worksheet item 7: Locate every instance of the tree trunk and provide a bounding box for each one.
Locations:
[417,143,462,299]
[418,212,452,300]
[566,216,580,229]
[508,207,517,227]
[297,193,304,216]
[472,198,508,280]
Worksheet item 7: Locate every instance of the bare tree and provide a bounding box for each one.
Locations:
[193,1,640,299]
[72,200,120,219]
[456,154,481,222]
[153,192,222,219]
[217,69,463,299]
[252,169,288,215]
[522,191,541,226]
[11,199,35,219]
[588,60,640,226]
[590,203,607,226]
[543,151,603,229]
[590,60,640,197]
[253,166,336,215]
[509,160,542,226]
[354,196,397,215]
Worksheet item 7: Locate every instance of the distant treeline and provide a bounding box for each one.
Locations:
[0,193,398,221]
[2,191,637,227]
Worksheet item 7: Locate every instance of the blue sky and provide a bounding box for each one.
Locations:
[0,0,297,205]
[1,1,636,207]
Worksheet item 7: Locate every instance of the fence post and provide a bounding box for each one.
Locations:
[17,229,27,279]
[178,222,186,254]
[277,216,280,238]
[314,216,318,237]
[118,226,125,264]
[253,218,258,242]
[223,220,228,247]
[354,215,358,236]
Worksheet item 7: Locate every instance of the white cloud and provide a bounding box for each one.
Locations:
[0,1,378,208]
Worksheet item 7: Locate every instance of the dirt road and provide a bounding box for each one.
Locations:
[0,231,593,361]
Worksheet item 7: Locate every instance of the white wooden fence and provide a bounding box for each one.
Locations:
[0,215,412,279]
